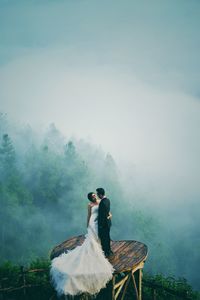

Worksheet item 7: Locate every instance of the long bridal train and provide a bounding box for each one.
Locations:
[50,205,114,297]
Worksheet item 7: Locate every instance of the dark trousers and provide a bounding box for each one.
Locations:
[99,227,111,256]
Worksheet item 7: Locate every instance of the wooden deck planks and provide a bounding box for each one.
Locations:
[114,244,146,272]
[50,235,148,274]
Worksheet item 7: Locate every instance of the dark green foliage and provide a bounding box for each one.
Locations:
[0,259,53,300]
[0,260,199,300]
[0,261,21,289]
[142,273,200,300]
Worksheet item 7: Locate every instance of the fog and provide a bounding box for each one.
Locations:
[0,0,200,290]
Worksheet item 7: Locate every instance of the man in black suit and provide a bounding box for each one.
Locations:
[96,187,112,257]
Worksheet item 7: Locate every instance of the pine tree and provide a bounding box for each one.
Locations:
[0,134,15,164]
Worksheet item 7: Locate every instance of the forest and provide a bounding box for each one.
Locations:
[0,112,199,299]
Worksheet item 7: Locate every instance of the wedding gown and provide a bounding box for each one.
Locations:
[50,204,115,296]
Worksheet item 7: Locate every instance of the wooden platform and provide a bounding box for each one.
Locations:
[50,235,148,274]
[50,235,148,300]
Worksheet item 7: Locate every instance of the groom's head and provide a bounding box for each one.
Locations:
[96,188,105,199]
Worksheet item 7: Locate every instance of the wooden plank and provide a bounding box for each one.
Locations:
[115,244,145,265]
[112,247,145,272]
[113,245,148,273]
[109,242,134,265]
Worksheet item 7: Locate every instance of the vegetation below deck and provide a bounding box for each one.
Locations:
[0,258,199,300]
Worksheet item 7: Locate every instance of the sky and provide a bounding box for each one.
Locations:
[0,0,200,289]
[0,0,200,199]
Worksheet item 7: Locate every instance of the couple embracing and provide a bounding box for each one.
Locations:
[50,187,115,297]
[87,188,113,258]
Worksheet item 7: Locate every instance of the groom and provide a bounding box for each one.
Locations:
[96,187,112,257]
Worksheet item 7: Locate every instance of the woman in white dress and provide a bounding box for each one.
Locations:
[50,192,114,297]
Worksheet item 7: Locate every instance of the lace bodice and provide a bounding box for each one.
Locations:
[91,204,98,217]
[88,205,99,236]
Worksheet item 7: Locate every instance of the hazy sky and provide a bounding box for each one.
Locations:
[0,0,200,181]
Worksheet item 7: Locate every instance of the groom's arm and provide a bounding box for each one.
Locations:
[104,198,110,216]
[98,202,106,229]
[98,199,110,229]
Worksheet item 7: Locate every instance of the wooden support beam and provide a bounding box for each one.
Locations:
[120,274,131,300]
[138,268,143,300]
[131,272,139,300]
[114,275,129,300]
[114,275,129,289]
[110,259,146,300]
[153,289,157,300]
[112,275,116,300]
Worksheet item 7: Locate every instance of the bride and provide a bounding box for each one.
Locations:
[50,192,115,297]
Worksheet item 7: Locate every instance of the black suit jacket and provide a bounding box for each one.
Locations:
[98,197,111,233]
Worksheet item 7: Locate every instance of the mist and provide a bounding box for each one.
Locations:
[0,0,200,291]
[0,114,199,290]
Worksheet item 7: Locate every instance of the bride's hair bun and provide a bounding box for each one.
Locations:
[87,192,95,202]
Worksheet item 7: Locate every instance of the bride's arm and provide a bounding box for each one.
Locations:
[87,204,92,227]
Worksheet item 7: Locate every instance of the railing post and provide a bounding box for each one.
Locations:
[152,288,156,300]
[20,266,26,297]
[0,279,4,300]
